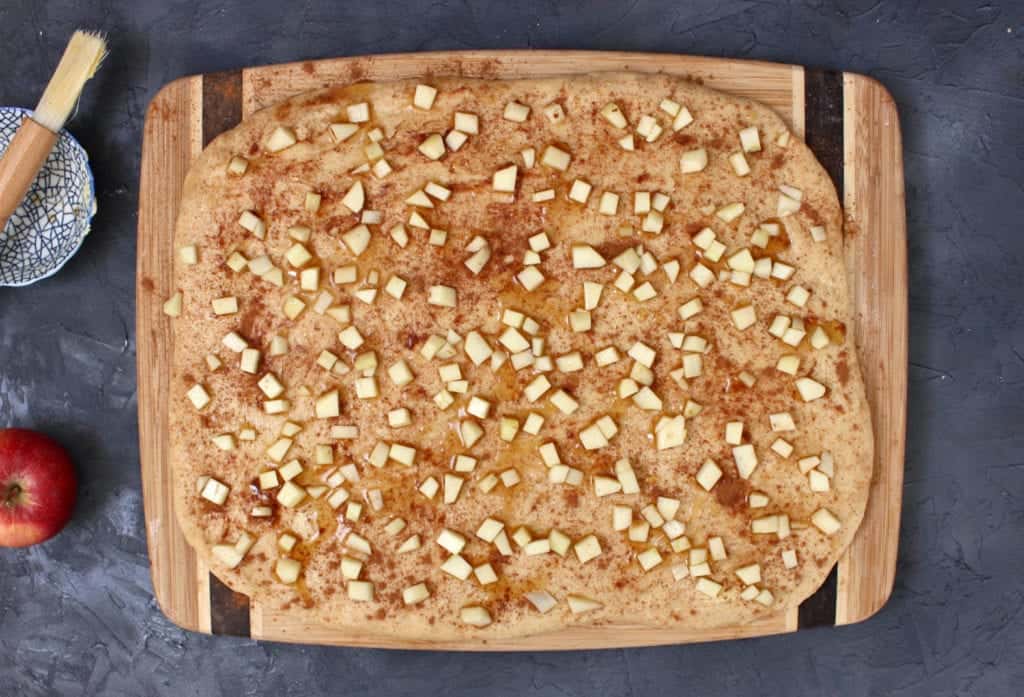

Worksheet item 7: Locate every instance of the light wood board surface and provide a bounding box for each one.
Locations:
[137,50,906,650]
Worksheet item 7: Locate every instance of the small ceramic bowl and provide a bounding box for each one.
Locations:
[0,106,96,286]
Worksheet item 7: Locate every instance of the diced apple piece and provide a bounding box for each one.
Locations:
[385,359,414,388]
[716,202,745,222]
[573,534,602,563]
[614,459,640,494]
[525,538,551,556]
[418,133,446,160]
[313,389,339,419]
[225,251,248,272]
[809,469,831,492]
[503,101,530,122]
[733,444,759,479]
[636,115,663,142]
[782,549,798,569]
[708,536,727,561]
[496,468,519,489]
[178,245,198,265]
[516,266,545,291]
[276,481,307,508]
[493,164,518,192]
[353,376,377,400]
[275,558,301,584]
[655,415,686,450]
[730,305,757,331]
[597,191,620,217]
[265,126,297,152]
[341,224,371,256]
[475,518,505,544]
[796,377,827,402]
[771,439,794,458]
[466,396,490,419]
[507,589,551,615]
[199,477,229,505]
[265,436,293,463]
[778,192,802,217]
[427,285,457,308]
[575,423,605,450]
[226,155,248,176]
[662,519,686,540]
[673,299,703,324]
[436,528,467,555]
[457,420,482,449]
[441,554,473,580]
[739,126,761,152]
[450,111,479,134]
[811,508,841,535]
[445,129,468,151]
[212,544,244,568]
[549,390,579,415]
[632,386,662,411]
[772,261,796,281]
[612,505,633,531]
[600,102,627,129]
[568,310,591,333]
[695,578,722,598]
[746,492,769,509]
[572,244,606,269]
[637,547,663,571]
[641,212,663,234]
[541,145,571,171]
[516,412,543,436]
[776,354,800,376]
[626,521,651,544]
[568,179,592,204]
[769,412,797,432]
[346,580,374,602]
[277,459,302,483]
[695,460,722,491]
[729,151,751,176]
[163,291,183,317]
[640,504,665,528]
[473,563,499,585]
[689,263,715,289]
[238,210,265,238]
[460,605,492,627]
[787,285,811,308]
[680,149,708,173]
[673,107,694,130]
[345,102,370,122]
[412,83,437,109]
[327,122,358,143]
[593,475,622,497]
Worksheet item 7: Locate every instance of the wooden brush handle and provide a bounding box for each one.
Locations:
[0,117,58,232]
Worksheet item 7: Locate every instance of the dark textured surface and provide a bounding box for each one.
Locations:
[1,1,1022,695]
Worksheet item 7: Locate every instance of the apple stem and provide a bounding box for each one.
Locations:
[3,483,20,506]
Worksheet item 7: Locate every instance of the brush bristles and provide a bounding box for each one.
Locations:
[33,30,107,133]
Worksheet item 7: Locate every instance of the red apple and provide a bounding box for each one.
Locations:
[0,428,77,547]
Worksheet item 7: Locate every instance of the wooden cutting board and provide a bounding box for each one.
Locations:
[137,50,907,650]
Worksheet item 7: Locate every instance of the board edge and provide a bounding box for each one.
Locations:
[835,71,907,626]
[137,53,906,648]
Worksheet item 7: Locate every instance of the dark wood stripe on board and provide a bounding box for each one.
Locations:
[803,68,845,198]
[202,70,243,149]
[798,67,844,629]
[202,69,251,638]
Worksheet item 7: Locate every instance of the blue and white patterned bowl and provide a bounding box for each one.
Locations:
[0,107,96,286]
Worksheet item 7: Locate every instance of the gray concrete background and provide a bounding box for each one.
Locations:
[1,1,1022,695]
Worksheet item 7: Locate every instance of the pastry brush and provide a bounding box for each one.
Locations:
[0,30,107,232]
